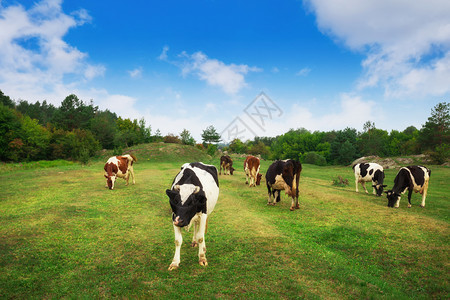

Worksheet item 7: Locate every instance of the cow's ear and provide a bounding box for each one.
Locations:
[104,175,108,178]
[383,185,387,187]
[166,189,179,200]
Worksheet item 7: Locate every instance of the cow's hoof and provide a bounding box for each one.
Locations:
[408,204,412,208]
[191,241,198,247]
[168,263,179,271]
[290,207,295,211]
[420,205,425,208]
[199,259,208,267]
[295,205,300,209]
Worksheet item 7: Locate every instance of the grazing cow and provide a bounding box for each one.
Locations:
[166,162,219,270]
[385,165,431,208]
[353,163,386,196]
[265,159,302,211]
[219,155,235,175]
[104,154,137,190]
[244,155,262,187]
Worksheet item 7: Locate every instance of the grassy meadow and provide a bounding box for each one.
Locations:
[0,144,448,298]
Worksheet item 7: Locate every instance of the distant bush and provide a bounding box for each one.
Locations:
[303,151,327,166]
[206,144,217,156]
[426,144,449,164]
[163,134,181,144]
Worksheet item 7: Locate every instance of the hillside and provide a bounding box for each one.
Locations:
[351,154,440,169]
[97,143,214,164]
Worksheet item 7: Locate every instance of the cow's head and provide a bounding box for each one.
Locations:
[372,184,387,196]
[256,173,262,186]
[166,185,207,227]
[385,190,401,207]
[104,173,117,189]
[104,162,119,190]
[230,166,235,175]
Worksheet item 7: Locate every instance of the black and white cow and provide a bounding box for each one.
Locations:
[385,165,431,208]
[166,162,219,270]
[265,159,302,211]
[353,163,386,196]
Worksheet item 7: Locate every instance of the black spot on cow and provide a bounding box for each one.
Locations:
[189,162,219,187]
[369,169,374,175]
[359,163,369,177]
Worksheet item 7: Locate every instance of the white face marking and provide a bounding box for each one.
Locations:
[178,184,199,204]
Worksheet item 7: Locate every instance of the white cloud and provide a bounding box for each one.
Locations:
[265,94,375,136]
[128,67,143,78]
[0,0,104,104]
[304,0,450,98]
[296,67,311,76]
[158,45,169,60]
[178,51,262,95]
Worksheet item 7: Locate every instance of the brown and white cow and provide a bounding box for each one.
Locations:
[219,155,235,175]
[104,154,137,190]
[244,155,262,187]
[265,159,302,211]
[385,165,431,208]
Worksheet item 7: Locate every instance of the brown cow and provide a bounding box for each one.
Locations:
[244,155,262,187]
[104,154,137,189]
[219,155,235,175]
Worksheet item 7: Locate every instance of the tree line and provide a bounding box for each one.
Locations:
[224,102,449,165]
[1,89,448,165]
[0,91,154,163]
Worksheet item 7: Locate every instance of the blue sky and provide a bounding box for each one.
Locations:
[1,0,449,142]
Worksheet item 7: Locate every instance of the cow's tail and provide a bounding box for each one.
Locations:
[129,154,137,163]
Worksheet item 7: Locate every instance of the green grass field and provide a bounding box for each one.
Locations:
[1,144,448,298]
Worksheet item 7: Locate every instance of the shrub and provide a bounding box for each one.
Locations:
[206,144,217,156]
[163,134,181,144]
[303,151,327,166]
[332,176,349,187]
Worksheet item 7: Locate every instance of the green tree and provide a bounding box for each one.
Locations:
[249,141,270,159]
[229,138,248,154]
[53,94,97,131]
[90,110,117,149]
[18,115,51,161]
[201,125,221,145]
[180,129,195,145]
[330,128,359,164]
[0,90,15,108]
[419,102,450,150]
[0,104,21,161]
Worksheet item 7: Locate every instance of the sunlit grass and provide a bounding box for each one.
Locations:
[0,148,448,298]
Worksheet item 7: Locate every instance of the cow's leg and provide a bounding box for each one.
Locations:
[290,197,295,211]
[361,181,368,194]
[125,172,130,186]
[197,214,208,267]
[129,166,135,185]
[407,189,413,208]
[267,185,273,205]
[372,181,376,195]
[419,181,429,207]
[275,190,281,203]
[421,185,428,208]
[355,177,359,193]
[245,172,249,184]
[169,225,183,270]
[191,219,199,247]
